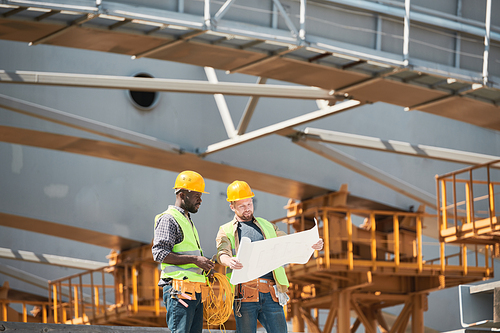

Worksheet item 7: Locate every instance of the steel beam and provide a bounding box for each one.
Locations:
[0,263,96,303]
[237,77,267,135]
[301,127,500,167]
[0,93,181,153]
[273,0,299,38]
[0,263,49,291]
[0,70,336,100]
[292,139,437,208]
[204,67,236,138]
[0,247,107,270]
[202,99,361,155]
[213,0,236,24]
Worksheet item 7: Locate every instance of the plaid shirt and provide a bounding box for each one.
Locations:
[152,205,186,264]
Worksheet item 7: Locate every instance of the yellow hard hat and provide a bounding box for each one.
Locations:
[226,180,254,202]
[173,170,209,194]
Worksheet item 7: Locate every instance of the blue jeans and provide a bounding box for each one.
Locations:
[163,284,203,333]
[235,291,288,333]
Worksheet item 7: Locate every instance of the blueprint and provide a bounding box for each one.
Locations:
[230,220,320,285]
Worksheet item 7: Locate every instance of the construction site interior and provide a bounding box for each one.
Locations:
[1,160,498,332]
[1,0,500,332]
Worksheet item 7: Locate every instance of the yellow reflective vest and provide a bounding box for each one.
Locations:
[154,207,206,283]
[220,217,289,287]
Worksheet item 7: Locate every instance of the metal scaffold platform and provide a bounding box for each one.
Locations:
[277,182,494,333]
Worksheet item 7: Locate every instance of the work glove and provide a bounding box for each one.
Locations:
[273,285,290,306]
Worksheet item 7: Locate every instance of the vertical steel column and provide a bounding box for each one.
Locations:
[323,211,330,269]
[376,15,382,51]
[487,164,495,228]
[454,0,462,67]
[1,302,6,321]
[132,265,138,313]
[272,3,278,29]
[403,0,411,66]
[482,0,491,85]
[393,215,400,272]
[411,294,424,333]
[73,286,79,320]
[347,212,354,270]
[370,213,377,271]
[68,279,73,323]
[299,0,306,41]
[417,216,422,273]
[154,268,160,316]
[178,0,184,13]
[338,290,351,333]
[53,284,58,323]
[204,0,211,29]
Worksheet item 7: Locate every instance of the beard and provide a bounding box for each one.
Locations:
[237,211,253,221]
[184,201,200,214]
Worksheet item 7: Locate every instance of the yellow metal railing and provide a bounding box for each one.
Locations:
[0,299,50,323]
[48,263,163,325]
[436,159,500,243]
[279,205,493,277]
[49,267,114,324]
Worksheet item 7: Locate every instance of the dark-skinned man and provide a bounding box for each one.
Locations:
[152,170,215,333]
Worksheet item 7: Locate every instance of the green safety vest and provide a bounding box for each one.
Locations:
[220,217,289,287]
[154,207,206,283]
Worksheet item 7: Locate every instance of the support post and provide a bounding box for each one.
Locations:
[393,215,400,272]
[204,0,211,29]
[338,290,351,333]
[482,0,491,85]
[403,0,411,66]
[299,0,306,41]
[411,294,424,333]
[292,298,305,332]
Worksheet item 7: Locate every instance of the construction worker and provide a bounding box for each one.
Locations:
[216,180,323,333]
[152,170,215,333]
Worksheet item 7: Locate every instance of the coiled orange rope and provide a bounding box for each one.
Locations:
[203,272,234,328]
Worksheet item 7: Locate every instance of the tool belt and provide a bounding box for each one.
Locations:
[237,278,279,303]
[171,279,209,302]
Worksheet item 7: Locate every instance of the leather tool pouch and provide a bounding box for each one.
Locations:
[240,284,259,302]
[172,280,198,300]
[201,285,209,303]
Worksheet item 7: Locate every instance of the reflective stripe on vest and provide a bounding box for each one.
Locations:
[154,207,206,283]
[220,217,289,287]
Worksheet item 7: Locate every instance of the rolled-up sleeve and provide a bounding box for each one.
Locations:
[274,224,287,237]
[152,213,182,263]
[215,227,233,263]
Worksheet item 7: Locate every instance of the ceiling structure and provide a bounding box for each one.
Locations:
[0,0,498,129]
[0,0,500,250]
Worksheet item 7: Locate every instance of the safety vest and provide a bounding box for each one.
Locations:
[154,207,206,283]
[220,217,289,287]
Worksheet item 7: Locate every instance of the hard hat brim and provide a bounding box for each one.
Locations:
[226,194,254,202]
[173,187,210,194]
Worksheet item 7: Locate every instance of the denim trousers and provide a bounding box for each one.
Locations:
[235,291,288,333]
[163,284,203,333]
